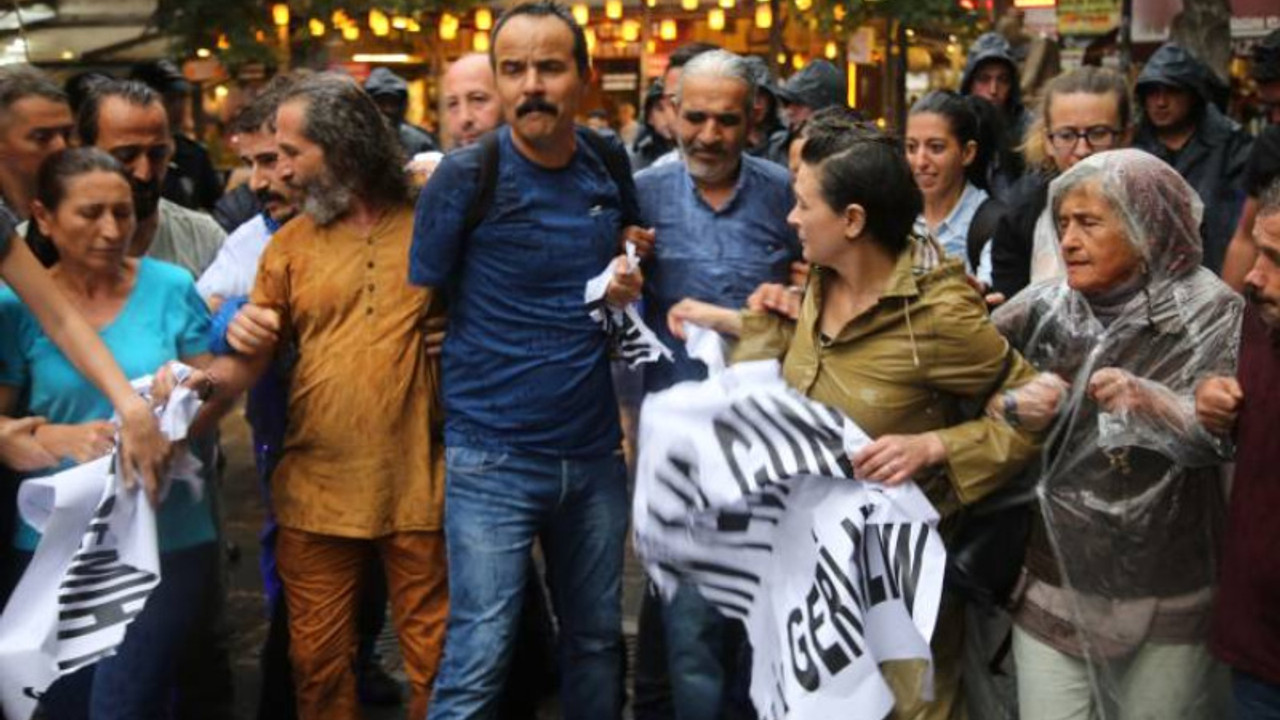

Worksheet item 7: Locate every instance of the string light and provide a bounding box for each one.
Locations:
[572,3,589,25]
[708,8,725,30]
[754,4,772,28]
[473,30,490,52]
[271,3,290,26]
[369,9,390,36]
[439,12,459,40]
[660,18,678,40]
[606,0,623,19]
[475,7,493,30]
[309,18,325,36]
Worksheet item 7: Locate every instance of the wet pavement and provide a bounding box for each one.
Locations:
[218,408,649,719]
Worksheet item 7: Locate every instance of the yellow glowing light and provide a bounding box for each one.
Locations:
[792,54,804,69]
[776,52,787,65]
[369,9,390,36]
[309,18,325,36]
[392,15,409,29]
[272,3,290,26]
[833,4,846,20]
[342,25,359,41]
[196,47,211,58]
[473,30,490,52]
[440,13,459,40]
[647,39,657,52]
[794,0,812,10]
[708,8,725,30]
[754,4,771,28]
[606,0,623,19]
[475,7,493,30]
[572,3,589,25]
[847,62,857,107]
[646,0,657,6]
[255,29,266,41]
[586,28,598,53]
[408,19,421,32]
[214,84,229,100]
[660,18,678,39]
[622,19,640,41]
[217,34,230,49]
[824,41,838,59]
[60,49,74,60]
[681,0,699,10]
[719,0,735,7]
[332,10,351,27]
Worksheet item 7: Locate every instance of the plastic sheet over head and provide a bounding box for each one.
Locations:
[992,149,1243,718]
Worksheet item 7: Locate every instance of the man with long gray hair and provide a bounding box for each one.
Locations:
[190,72,448,720]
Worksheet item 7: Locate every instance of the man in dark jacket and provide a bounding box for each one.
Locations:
[960,32,1030,199]
[775,58,845,132]
[364,67,438,158]
[743,55,790,167]
[131,60,223,212]
[1133,42,1253,273]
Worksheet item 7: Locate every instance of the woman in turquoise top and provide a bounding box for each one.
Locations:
[0,148,215,719]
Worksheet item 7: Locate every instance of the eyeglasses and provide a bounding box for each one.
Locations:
[1046,126,1123,151]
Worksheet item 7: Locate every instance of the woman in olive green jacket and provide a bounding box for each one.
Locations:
[670,127,1048,720]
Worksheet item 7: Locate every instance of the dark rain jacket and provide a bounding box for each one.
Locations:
[961,33,1030,200]
[364,67,439,158]
[1134,43,1253,273]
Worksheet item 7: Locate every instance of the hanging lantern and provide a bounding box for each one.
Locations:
[792,54,805,70]
[332,10,350,27]
[824,41,838,60]
[660,18,678,39]
[646,0,658,6]
[795,0,812,10]
[408,19,421,32]
[440,12,459,40]
[473,30,491,52]
[309,18,325,36]
[271,3,290,26]
[475,7,493,30]
[708,8,725,30]
[681,0,699,10]
[342,24,359,40]
[646,39,657,52]
[392,15,409,29]
[216,33,230,50]
[833,4,846,21]
[754,4,771,28]
[719,0,735,8]
[606,0,623,19]
[369,9,390,36]
[622,19,640,41]
[572,3,589,25]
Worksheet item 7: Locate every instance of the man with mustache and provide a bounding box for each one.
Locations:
[1196,181,1280,718]
[630,49,799,720]
[411,2,647,718]
[193,73,449,720]
[77,79,225,279]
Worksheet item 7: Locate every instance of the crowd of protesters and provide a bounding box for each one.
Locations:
[1,2,1279,719]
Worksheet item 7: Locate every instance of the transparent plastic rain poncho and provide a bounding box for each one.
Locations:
[991,149,1243,718]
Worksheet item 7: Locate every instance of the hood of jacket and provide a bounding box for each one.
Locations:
[960,32,1023,115]
[364,67,409,99]
[775,59,845,111]
[1135,43,1228,112]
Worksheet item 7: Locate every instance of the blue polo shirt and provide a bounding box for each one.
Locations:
[637,154,800,393]
[410,127,631,458]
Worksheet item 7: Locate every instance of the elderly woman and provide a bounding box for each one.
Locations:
[992,148,1240,719]
[671,126,1046,719]
[0,148,214,719]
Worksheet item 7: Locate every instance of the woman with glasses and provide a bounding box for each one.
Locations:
[989,67,1133,300]
[906,91,1004,288]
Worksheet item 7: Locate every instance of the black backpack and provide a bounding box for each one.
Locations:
[463,127,641,235]
[965,196,1006,273]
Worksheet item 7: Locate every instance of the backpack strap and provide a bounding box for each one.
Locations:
[463,130,502,236]
[966,196,1006,272]
[579,129,642,228]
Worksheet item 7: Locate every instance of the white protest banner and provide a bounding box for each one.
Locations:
[0,372,202,720]
[634,360,946,719]
[584,241,673,367]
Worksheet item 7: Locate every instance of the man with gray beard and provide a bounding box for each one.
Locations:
[190,73,449,720]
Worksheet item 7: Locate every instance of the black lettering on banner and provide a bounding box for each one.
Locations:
[713,417,756,495]
[768,396,845,478]
[805,584,851,675]
[57,588,150,640]
[892,522,928,614]
[728,405,787,487]
[812,560,864,659]
[787,607,820,691]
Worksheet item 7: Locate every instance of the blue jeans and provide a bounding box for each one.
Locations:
[427,447,628,720]
[38,542,219,720]
[1235,670,1280,720]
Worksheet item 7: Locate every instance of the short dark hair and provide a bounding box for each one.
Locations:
[27,147,131,267]
[491,1,590,77]
[231,72,307,136]
[0,65,67,124]
[1042,66,1132,131]
[1259,180,1280,222]
[800,126,921,255]
[280,73,412,207]
[909,90,1001,191]
[76,79,162,147]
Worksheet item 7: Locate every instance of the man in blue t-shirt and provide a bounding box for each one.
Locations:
[632,49,800,720]
[409,3,647,719]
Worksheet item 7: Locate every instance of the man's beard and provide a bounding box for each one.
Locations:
[297,167,353,227]
[131,177,161,220]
